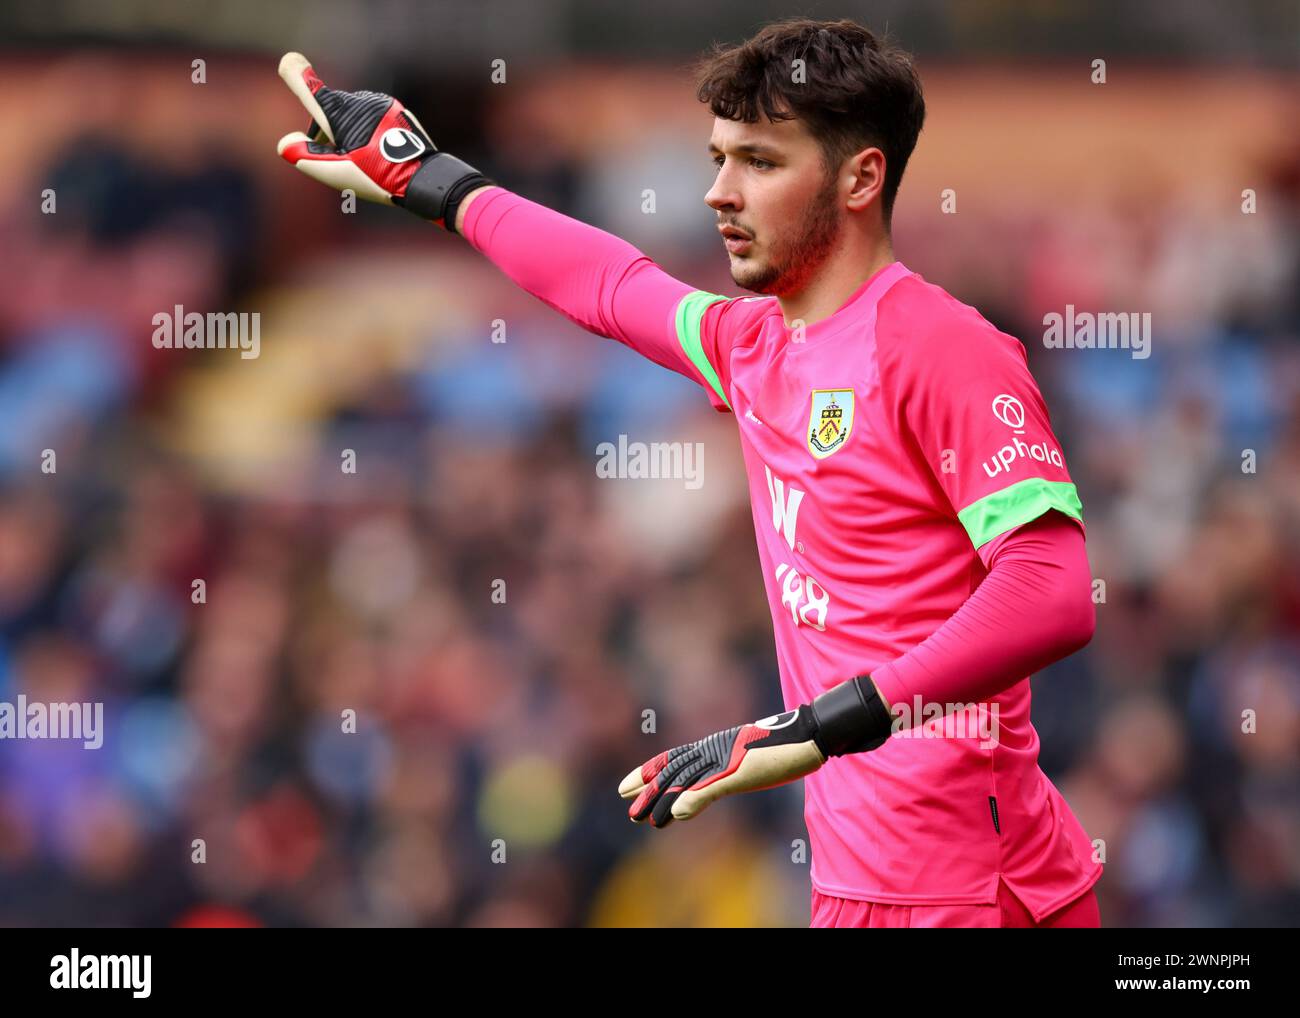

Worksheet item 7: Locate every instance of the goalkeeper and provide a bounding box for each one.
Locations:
[276,18,1102,928]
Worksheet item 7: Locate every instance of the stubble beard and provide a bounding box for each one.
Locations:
[731,177,843,297]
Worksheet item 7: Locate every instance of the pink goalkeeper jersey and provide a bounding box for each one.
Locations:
[680,264,1100,915]
[464,189,1102,919]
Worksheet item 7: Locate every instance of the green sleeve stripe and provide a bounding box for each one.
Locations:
[957,478,1084,549]
[674,291,731,409]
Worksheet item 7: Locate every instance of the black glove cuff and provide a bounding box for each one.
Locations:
[398,152,495,232]
[810,675,893,757]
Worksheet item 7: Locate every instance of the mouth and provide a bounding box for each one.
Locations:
[718,225,752,255]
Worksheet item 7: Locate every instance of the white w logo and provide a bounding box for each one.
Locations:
[764,465,804,551]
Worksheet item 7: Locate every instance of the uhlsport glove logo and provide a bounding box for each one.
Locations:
[753,709,800,730]
[379,128,428,163]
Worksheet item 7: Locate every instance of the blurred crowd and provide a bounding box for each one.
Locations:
[0,50,1297,927]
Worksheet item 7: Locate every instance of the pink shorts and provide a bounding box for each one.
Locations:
[811,878,1101,928]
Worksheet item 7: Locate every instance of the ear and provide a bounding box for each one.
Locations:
[845,146,887,215]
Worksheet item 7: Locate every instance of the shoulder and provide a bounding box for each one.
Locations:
[702,293,781,335]
[676,292,780,358]
[876,272,1028,383]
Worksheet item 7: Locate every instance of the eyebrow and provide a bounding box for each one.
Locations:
[706,141,783,158]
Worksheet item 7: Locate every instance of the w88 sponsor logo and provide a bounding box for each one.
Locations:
[774,562,830,631]
[764,464,833,631]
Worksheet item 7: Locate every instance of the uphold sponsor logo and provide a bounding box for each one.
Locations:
[982,434,1065,478]
[0,696,103,749]
[982,392,1065,478]
[992,393,1025,429]
[50,950,151,998]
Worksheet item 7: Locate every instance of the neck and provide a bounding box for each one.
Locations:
[778,231,896,329]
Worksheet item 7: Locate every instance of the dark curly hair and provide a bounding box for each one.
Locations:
[694,18,925,224]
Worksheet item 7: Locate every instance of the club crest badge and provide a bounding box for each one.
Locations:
[807,388,854,459]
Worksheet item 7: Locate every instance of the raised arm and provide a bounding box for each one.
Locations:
[276,54,719,397]
[454,186,705,379]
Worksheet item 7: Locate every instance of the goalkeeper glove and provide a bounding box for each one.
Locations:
[619,675,893,827]
[275,52,494,233]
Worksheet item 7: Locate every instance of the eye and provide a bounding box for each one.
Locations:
[751,158,773,170]
[712,154,725,168]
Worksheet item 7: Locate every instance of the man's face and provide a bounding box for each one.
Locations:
[705,115,843,297]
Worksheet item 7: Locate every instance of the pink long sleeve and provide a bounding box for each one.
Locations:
[868,512,1096,714]
[460,186,712,389]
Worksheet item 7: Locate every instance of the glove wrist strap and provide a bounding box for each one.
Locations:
[398,152,495,232]
[810,675,893,757]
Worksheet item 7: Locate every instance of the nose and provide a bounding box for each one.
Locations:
[705,165,741,213]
